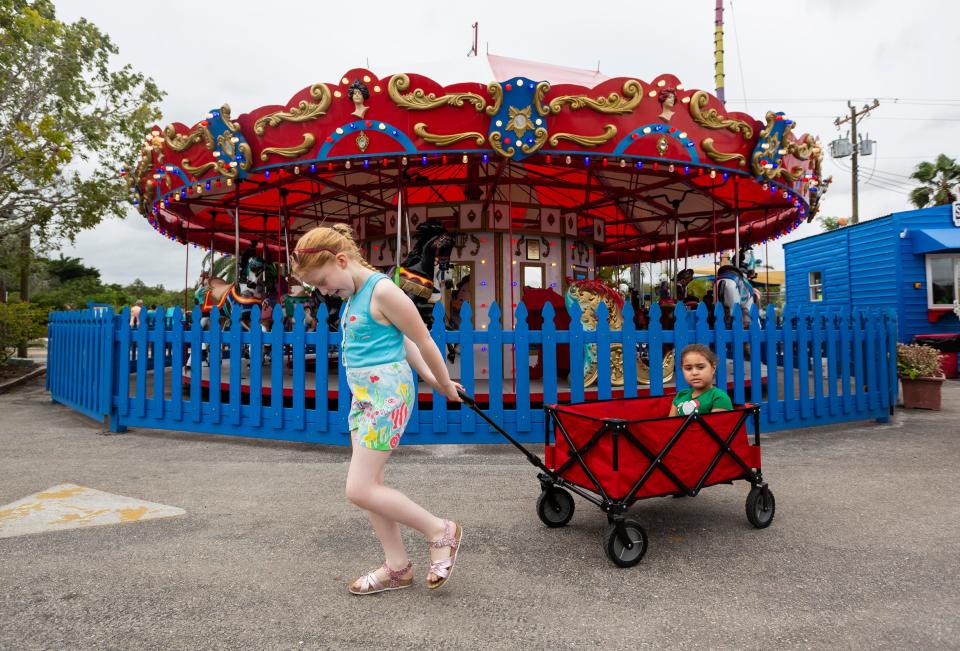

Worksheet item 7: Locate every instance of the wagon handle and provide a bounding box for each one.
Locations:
[457,389,552,474]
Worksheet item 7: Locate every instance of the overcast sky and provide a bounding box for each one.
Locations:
[53,0,960,289]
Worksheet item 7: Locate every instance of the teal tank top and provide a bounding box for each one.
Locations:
[341,272,406,368]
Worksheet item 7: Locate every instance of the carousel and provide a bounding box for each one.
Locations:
[127,57,825,401]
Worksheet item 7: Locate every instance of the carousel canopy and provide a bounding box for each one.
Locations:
[129,63,826,265]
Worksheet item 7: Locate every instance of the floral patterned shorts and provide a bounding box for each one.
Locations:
[346,361,415,451]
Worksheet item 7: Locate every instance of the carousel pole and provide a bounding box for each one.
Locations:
[280,189,292,273]
[233,182,241,282]
[395,178,403,284]
[184,242,189,312]
[733,175,741,264]
[672,219,679,298]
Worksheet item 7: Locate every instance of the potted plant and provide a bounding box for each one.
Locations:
[897,343,946,410]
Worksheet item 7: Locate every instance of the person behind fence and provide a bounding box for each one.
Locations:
[668,344,732,417]
[291,223,465,595]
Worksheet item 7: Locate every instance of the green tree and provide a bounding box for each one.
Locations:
[0,0,164,332]
[817,216,842,232]
[909,154,960,209]
[45,254,100,284]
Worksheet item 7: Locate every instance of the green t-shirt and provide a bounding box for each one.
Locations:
[672,386,733,416]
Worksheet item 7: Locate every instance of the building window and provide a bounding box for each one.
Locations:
[521,263,545,289]
[926,254,960,307]
[808,271,823,301]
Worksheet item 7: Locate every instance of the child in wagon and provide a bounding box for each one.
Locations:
[669,344,733,417]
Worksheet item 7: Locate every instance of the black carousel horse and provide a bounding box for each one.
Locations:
[390,219,456,328]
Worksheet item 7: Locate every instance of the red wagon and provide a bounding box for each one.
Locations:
[460,392,775,567]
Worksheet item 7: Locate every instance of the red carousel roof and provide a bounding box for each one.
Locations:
[129,68,826,264]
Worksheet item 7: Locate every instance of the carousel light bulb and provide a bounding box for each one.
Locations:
[345,160,351,169]
[462,154,468,164]
[481,259,486,264]
[196,185,202,194]
[722,173,729,180]
[363,159,369,168]
[231,137,239,144]
[620,159,626,167]
[482,154,489,163]
[565,156,571,164]
[637,161,643,169]
[226,178,233,186]
[512,260,517,265]
[783,191,789,199]
[205,181,211,190]
[265,170,270,178]
[710,169,717,178]
[762,183,769,191]
[683,165,690,174]
[294,166,300,174]
[310,163,316,173]
[421,155,428,165]
[212,151,220,157]
[584,156,590,166]
[668,164,675,173]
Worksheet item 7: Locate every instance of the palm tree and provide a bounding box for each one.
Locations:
[909,154,960,209]
[198,251,236,286]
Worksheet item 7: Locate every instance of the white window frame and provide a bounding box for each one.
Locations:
[808,271,823,302]
[925,254,960,308]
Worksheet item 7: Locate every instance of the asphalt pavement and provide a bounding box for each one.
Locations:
[1,377,958,650]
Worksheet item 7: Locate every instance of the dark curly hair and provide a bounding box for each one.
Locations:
[657,87,677,104]
[347,79,370,101]
[680,343,718,368]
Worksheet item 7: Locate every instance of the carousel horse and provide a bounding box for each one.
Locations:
[564,278,675,387]
[390,219,456,328]
[715,264,757,328]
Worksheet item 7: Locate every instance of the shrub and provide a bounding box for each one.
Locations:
[896,342,943,380]
[0,302,47,366]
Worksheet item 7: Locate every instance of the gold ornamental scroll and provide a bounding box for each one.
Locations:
[547,79,643,115]
[254,83,332,135]
[701,138,747,167]
[260,133,317,161]
[688,91,753,139]
[413,123,485,147]
[163,124,214,152]
[388,73,487,112]
[548,125,617,147]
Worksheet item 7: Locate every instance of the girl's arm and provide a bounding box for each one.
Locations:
[668,404,678,417]
[403,336,438,389]
[375,282,461,401]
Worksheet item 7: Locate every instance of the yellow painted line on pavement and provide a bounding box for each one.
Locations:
[0,483,185,539]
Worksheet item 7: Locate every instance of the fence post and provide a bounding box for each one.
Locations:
[514,301,531,432]
[488,302,504,430]
[595,301,612,401]
[541,302,559,405]
[431,301,449,437]
[459,301,476,433]
[568,300,585,403]
[621,302,637,399]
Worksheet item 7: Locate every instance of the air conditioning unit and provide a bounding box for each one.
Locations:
[830,138,852,158]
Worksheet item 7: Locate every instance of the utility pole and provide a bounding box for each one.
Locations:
[834,99,879,224]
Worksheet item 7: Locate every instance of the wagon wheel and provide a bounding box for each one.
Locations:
[603,519,648,568]
[745,486,776,528]
[637,346,676,385]
[536,487,575,528]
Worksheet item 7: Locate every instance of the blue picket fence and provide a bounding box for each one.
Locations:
[47,300,898,444]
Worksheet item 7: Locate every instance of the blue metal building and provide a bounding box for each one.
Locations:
[784,204,960,342]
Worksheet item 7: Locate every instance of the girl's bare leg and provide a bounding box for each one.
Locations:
[345,444,448,586]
